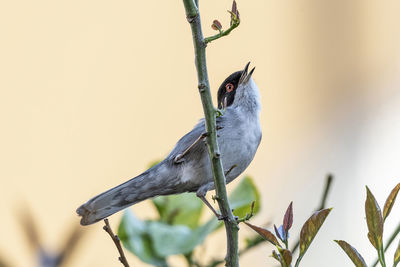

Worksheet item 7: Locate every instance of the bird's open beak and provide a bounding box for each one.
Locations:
[239,62,256,85]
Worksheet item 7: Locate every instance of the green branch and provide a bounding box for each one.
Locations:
[181,0,239,266]
[372,222,400,267]
[205,11,240,44]
[291,174,334,253]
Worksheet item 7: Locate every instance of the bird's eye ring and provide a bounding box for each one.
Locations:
[226,83,234,92]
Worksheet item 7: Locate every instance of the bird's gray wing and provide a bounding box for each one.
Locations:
[168,119,206,160]
[167,116,226,162]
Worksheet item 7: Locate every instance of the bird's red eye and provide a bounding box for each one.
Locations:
[226,83,234,92]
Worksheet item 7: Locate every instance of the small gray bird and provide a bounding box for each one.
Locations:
[77,62,261,225]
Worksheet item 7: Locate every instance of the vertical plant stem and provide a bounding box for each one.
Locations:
[182,1,239,266]
[379,245,387,267]
[317,174,333,211]
[294,255,303,267]
[291,174,333,253]
[373,222,400,267]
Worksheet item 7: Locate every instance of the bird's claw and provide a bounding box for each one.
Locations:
[174,154,185,163]
[217,214,227,221]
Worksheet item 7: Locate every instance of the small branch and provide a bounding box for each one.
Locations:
[205,13,240,44]
[377,245,387,267]
[372,221,400,267]
[317,174,333,211]
[103,219,130,267]
[236,201,255,223]
[291,174,334,253]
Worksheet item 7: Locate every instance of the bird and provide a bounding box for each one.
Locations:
[77,62,262,225]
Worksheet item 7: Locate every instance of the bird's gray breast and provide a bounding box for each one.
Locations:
[168,108,261,191]
[218,109,261,183]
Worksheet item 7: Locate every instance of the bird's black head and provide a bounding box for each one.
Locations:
[217,71,241,109]
[217,62,255,109]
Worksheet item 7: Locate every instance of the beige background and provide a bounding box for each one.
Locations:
[1,0,400,266]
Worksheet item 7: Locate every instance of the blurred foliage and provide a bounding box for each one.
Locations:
[152,193,204,229]
[0,205,86,267]
[118,176,260,266]
[336,183,400,267]
[229,177,260,218]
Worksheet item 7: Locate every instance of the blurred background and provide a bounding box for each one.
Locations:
[1,0,400,266]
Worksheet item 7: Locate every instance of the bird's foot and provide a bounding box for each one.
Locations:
[174,154,185,163]
[217,214,227,221]
[173,132,208,164]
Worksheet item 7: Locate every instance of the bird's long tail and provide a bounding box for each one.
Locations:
[76,162,181,225]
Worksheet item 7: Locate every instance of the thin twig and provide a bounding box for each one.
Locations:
[103,219,130,267]
[205,1,240,44]
[317,174,333,211]
[236,201,255,223]
[205,13,239,44]
[372,221,400,267]
[291,174,334,253]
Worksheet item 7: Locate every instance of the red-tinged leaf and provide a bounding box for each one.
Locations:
[394,239,400,267]
[299,208,332,258]
[383,183,400,221]
[229,0,239,26]
[231,0,237,16]
[211,20,222,31]
[274,224,282,241]
[365,186,383,250]
[281,249,292,266]
[245,222,279,246]
[283,202,293,234]
[335,240,367,267]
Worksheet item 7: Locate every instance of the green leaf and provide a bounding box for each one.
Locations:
[244,222,279,246]
[118,210,167,266]
[152,196,167,219]
[148,219,218,257]
[229,176,260,218]
[383,183,400,221]
[365,186,383,250]
[297,208,332,262]
[152,193,203,229]
[334,240,367,267]
[394,239,400,267]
